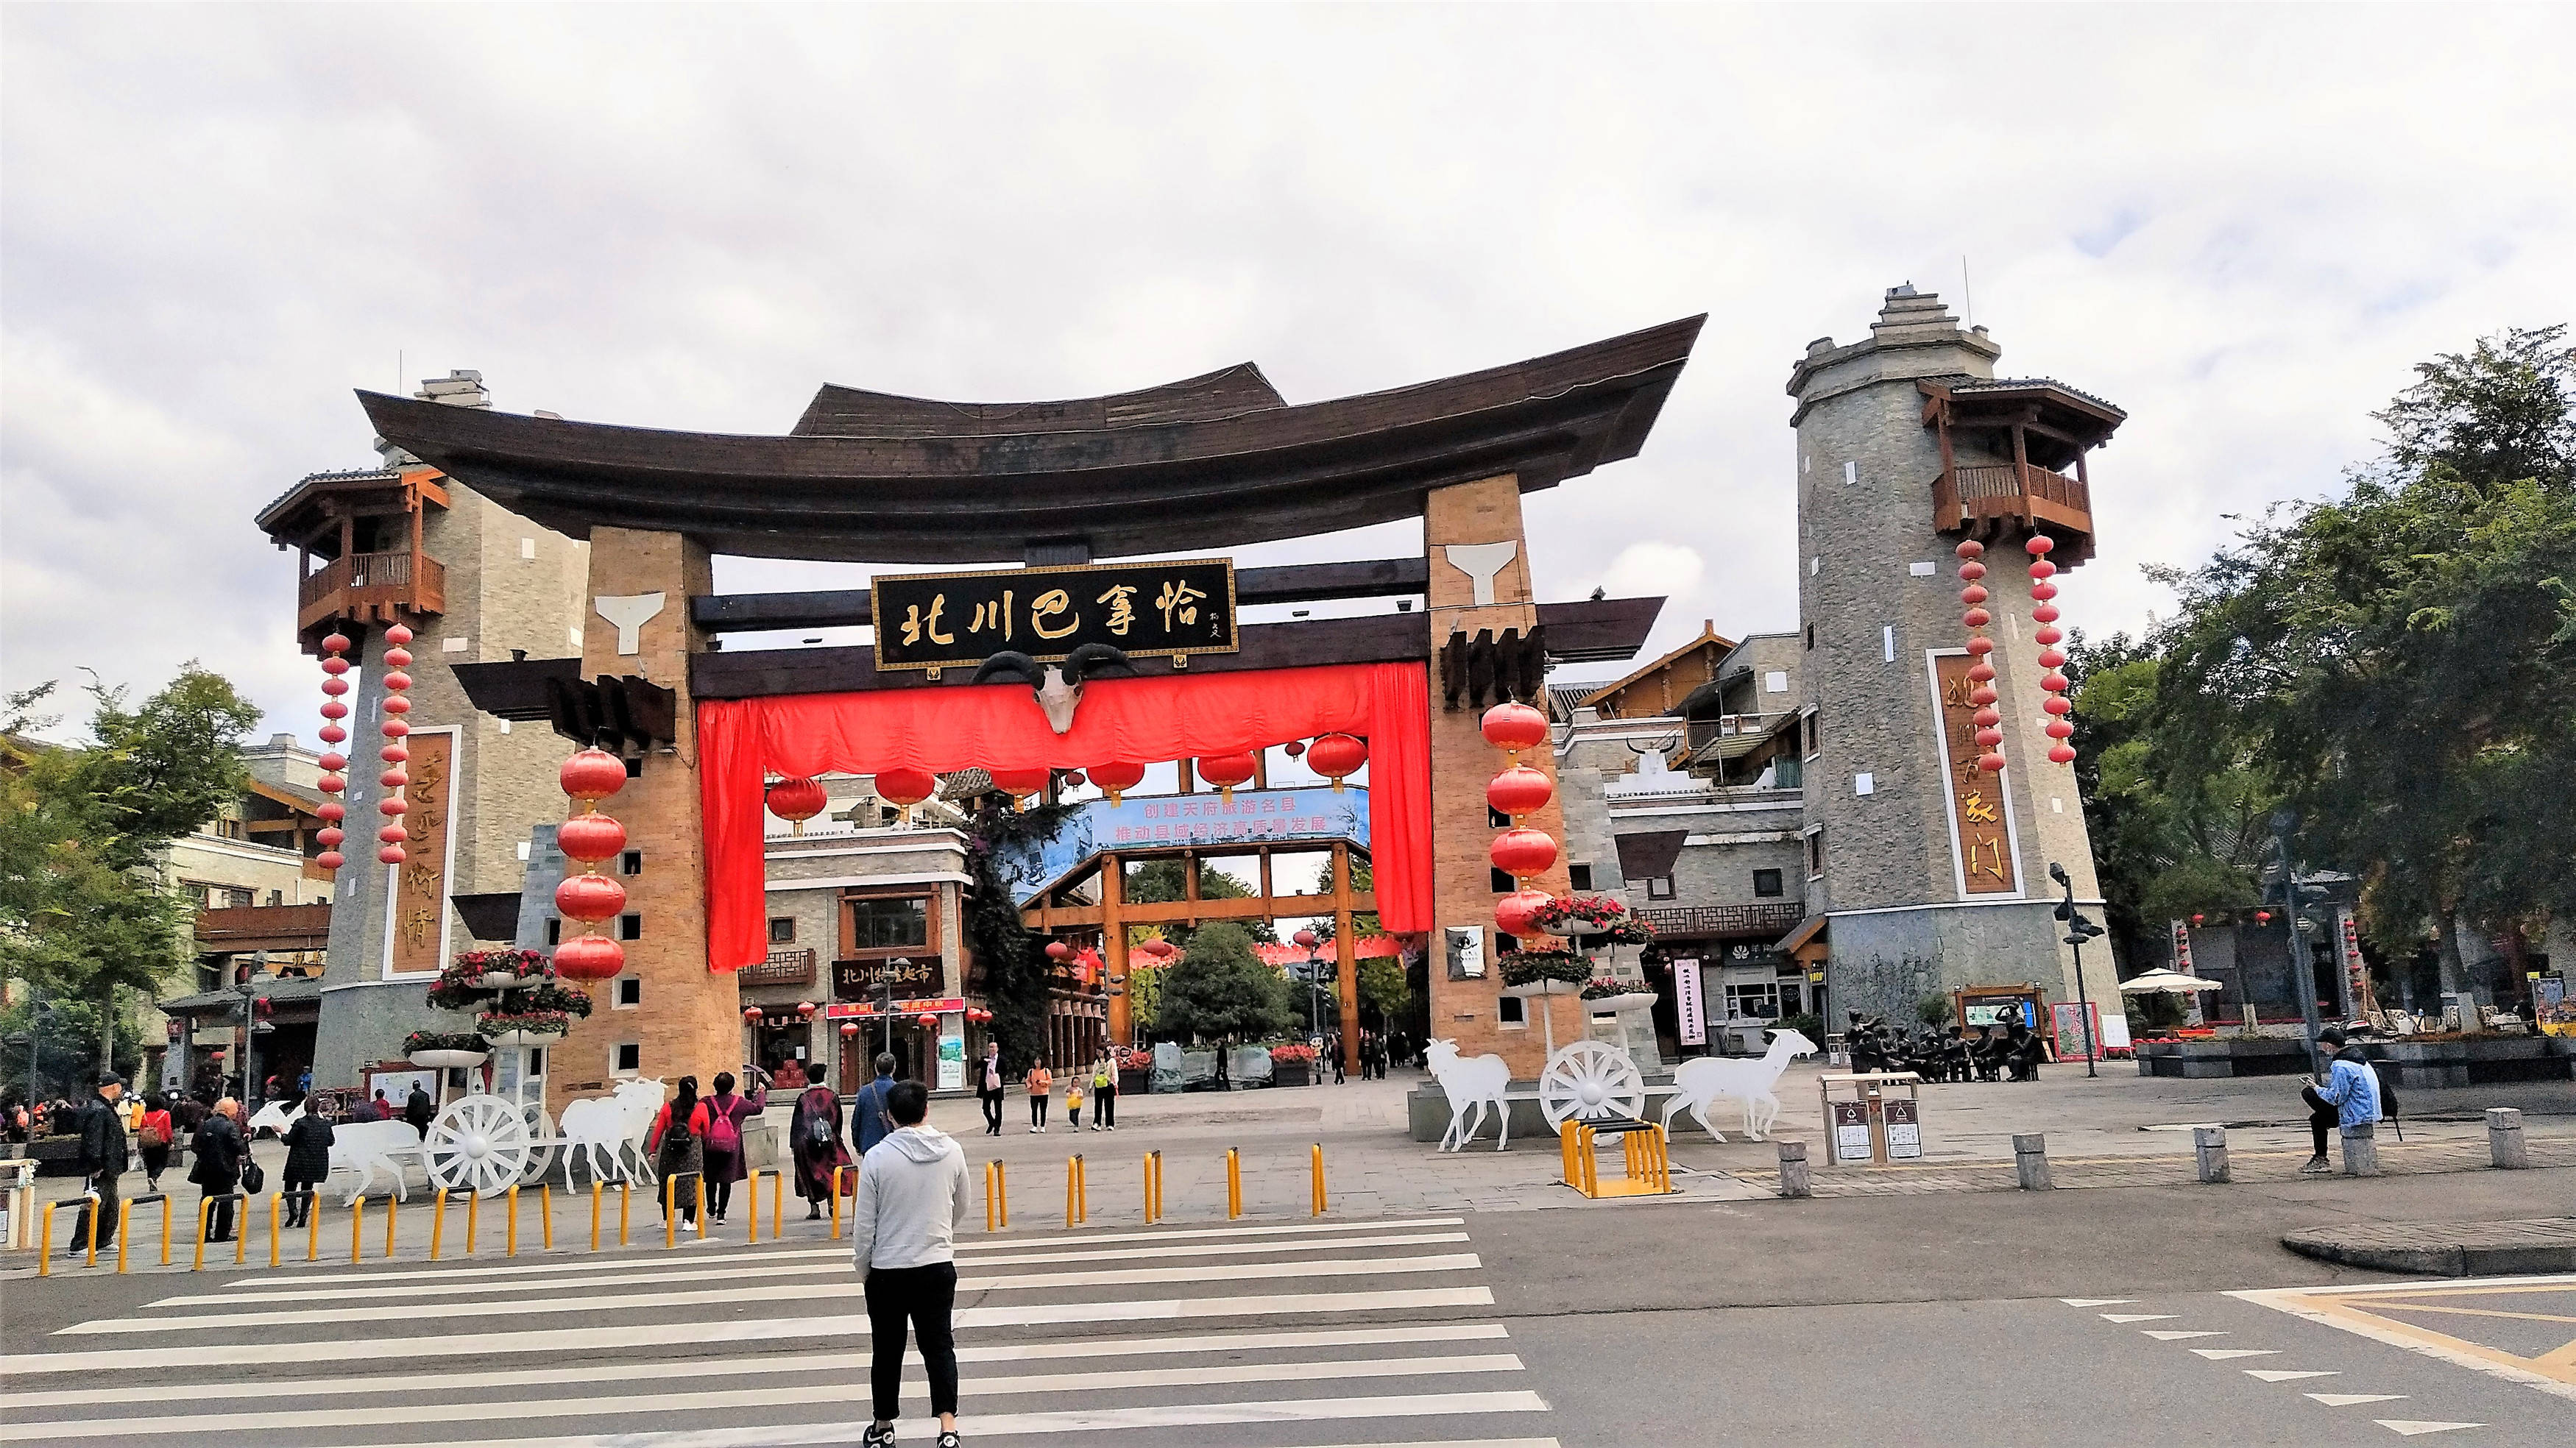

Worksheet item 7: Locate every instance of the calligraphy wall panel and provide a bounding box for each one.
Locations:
[389,728,459,975]
[1929,653,2020,898]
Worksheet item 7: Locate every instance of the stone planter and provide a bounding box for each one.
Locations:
[1582,992,1660,1015]
[408,1049,489,1071]
[2134,1037,2312,1079]
[1273,1062,1312,1087]
[482,1029,565,1048]
[2369,1036,2575,1090]
[1118,1069,1150,1096]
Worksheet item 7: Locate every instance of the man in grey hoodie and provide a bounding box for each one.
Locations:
[850,1079,969,1447]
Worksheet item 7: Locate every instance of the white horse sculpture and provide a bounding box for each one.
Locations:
[557,1077,665,1190]
[1660,1028,1817,1142]
[1423,1038,1512,1153]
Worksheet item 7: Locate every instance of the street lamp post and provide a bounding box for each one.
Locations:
[2267,811,2330,1076]
[236,951,272,1107]
[1292,929,1323,1038]
[2050,863,2105,1079]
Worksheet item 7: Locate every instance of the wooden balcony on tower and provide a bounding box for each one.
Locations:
[255,465,451,652]
[1920,377,2126,567]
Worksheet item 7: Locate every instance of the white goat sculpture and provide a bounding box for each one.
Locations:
[557,1077,665,1190]
[1660,1028,1817,1142]
[1423,1038,1512,1153]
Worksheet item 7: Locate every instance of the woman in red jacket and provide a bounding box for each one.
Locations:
[645,1076,709,1229]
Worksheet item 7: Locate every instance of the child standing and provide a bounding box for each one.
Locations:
[1025,1062,1052,1133]
[1063,1073,1085,1132]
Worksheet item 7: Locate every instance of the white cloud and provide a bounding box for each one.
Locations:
[1597,543,1707,607]
[4,5,2570,742]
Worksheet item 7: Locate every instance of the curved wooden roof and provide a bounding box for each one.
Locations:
[358,317,1703,564]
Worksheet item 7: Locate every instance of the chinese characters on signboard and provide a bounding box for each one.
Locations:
[389,731,455,976]
[871,558,1237,672]
[832,956,942,1002]
[989,787,1368,906]
[1931,653,2019,895]
[1672,957,1707,1046]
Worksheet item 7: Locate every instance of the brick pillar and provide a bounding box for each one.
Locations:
[1423,475,1573,1080]
[550,528,737,1115]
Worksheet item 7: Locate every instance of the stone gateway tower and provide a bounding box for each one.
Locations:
[1787,287,2124,1024]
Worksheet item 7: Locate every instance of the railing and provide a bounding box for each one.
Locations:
[1683,713,1791,752]
[297,550,447,633]
[1936,463,2091,529]
[743,948,815,986]
[1636,902,1802,939]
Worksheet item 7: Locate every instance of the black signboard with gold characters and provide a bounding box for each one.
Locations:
[871,558,1238,672]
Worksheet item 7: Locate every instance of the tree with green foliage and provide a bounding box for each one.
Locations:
[2143,325,2575,996]
[1358,954,1409,1027]
[1153,923,1292,1057]
[1,666,262,1082]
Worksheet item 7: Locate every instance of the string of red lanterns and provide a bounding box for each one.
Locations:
[551,746,631,984]
[376,625,415,865]
[1481,701,1559,937]
[2027,536,2077,765]
[1958,541,2005,775]
[314,631,353,873]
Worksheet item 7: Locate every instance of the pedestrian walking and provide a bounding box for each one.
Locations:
[647,1076,708,1227]
[280,1096,335,1227]
[403,1084,434,1137]
[974,1042,1006,1138]
[850,1053,899,1157]
[849,1080,968,1448]
[1330,1032,1347,1085]
[1025,1061,1052,1132]
[138,1092,175,1192]
[1063,1072,1084,1132]
[189,1098,245,1243]
[2299,1026,2385,1173]
[1089,1057,1117,1132]
[71,1073,130,1255]
[790,1068,852,1221]
[701,1069,769,1222]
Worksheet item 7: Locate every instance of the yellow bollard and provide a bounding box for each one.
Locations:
[694,1176,708,1240]
[746,1173,760,1245]
[1310,1143,1327,1216]
[1142,1154,1155,1225]
[1153,1151,1164,1222]
[665,1176,679,1249]
[619,1179,631,1246]
[159,1195,174,1267]
[236,1197,250,1266]
[465,1190,480,1255]
[1065,1155,1078,1227]
[980,1163,994,1235]
[384,1195,397,1259]
[506,1185,520,1257]
[86,1193,102,1268]
[430,1188,448,1261]
[267,1194,283,1266]
[305,1193,320,1262]
[832,1165,849,1240]
[995,1160,1008,1229]
[116,1199,135,1274]
[591,1181,604,1253]
[352,1195,368,1263]
[539,1184,553,1252]
[191,1198,210,1272]
[38,1203,53,1276]
[1226,1147,1243,1220]
[773,1169,783,1240]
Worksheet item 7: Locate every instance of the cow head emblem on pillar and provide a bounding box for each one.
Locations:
[971,643,1136,734]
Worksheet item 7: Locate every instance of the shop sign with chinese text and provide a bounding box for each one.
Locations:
[389,731,458,976]
[872,558,1237,672]
[832,957,944,1001]
[1930,653,2021,896]
[991,787,1367,906]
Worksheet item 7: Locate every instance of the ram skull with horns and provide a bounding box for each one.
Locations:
[972,643,1137,734]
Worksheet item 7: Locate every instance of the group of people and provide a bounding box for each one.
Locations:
[963,1044,1122,1136]
[60,1073,266,1250]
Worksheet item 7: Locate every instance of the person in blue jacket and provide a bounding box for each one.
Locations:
[2300,1026,2382,1173]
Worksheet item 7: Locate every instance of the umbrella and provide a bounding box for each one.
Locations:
[2119,968,2223,995]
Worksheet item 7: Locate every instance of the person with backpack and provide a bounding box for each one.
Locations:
[701,1068,768,1224]
[790,1066,852,1221]
[849,1080,969,1448]
[2299,1026,2387,1173]
[647,1076,708,1228]
[1089,1057,1116,1132]
[138,1092,175,1192]
[1024,1060,1052,1132]
[849,1052,900,1158]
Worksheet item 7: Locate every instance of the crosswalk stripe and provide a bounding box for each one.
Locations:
[163,1230,1473,1307]
[227,1215,1473,1289]
[0,1323,1512,1413]
[3,1285,1496,1374]
[2,1352,1530,1441]
[289,1391,1555,1448]
[89,1252,1482,1334]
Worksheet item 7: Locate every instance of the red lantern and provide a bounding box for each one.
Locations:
[1088,762,1146,805]
[557,812,627,865]
[2192,913,2205,926]
[1480,701,1549,758]
[2042,695,2073,716]
[322,632,351,654]
[1485,765,1554,820]
[1963,608,1992,629]
[316,828,344,849]
[841,1021,860,1038]
[2024,536,2054,557]
[1306,734,1367,791]
[378,823,408,843]
[376,846,405,865]
[1956,539,1984,559]
[322,677,349,698]
[2044,720,2075,740]
[555,873,627,924]
[1965,636,1994,656]
[1283,739,1306,759]
[1972,706,2002,728]
[2031,581,2059,602]
[1967,661,1996,683]
[2048,745,2078,764]
[766,776,829,834]
[386,624,413,646]
[379,793,409,815]
[551,934,626,982]
[1958,560,1986,581]
[561,748,629,809]
[317,851,345,870]
[2030,559,2059,581]
[1061,771,1086,789]
[1292,927,1319,949]
[1496,888,1552,938]
[2256,910,2272,925]
[2034,626,2064,646]
[1970,686,1998,706]
[1489,826,1558,881]
[1137,937,1177,962]
[1978,752,2007,774]
[918,1012,939,1027]
[1976,727,2004,748]
[1959,585,1989,606]
[2037,648,2067,670]
[986,766,1052,798]
[874,767,936,812]
[1196,752,1256,801]
[1046,940,1075,962]
[2033,604,2062,625]
[796,1001,818,1018]
[2040,673,2070,694]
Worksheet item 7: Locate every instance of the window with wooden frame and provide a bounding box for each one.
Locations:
[841,889,936,957]
[768,917,797,945]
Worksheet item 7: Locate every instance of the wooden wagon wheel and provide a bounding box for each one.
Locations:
[422,1095,534,1196]
[1537,1040,1647,1129]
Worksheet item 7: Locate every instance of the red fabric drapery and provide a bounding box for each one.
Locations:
[697,661,1432,971]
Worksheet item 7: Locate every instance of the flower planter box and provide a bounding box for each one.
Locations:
[1273,1062,1311,1087]
[1118,1070,1150,1096]
[408,1049,489,1070]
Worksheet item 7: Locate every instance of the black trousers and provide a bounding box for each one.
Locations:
[283,1178,322,1227]
[2302,1086,2339,1157]
[865,1262,960,1421]
[705,1152,737,1218]
[1030,1095,1048,1126]
[72,1174,120,1252]
[980,1090,1003,1135]
[201,1188,236,1243]
[1094,1086,1116,1128]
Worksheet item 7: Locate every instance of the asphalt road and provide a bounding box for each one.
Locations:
[7,1167,2570,1446]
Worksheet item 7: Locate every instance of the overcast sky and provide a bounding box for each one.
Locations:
[4,4,2568,745]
